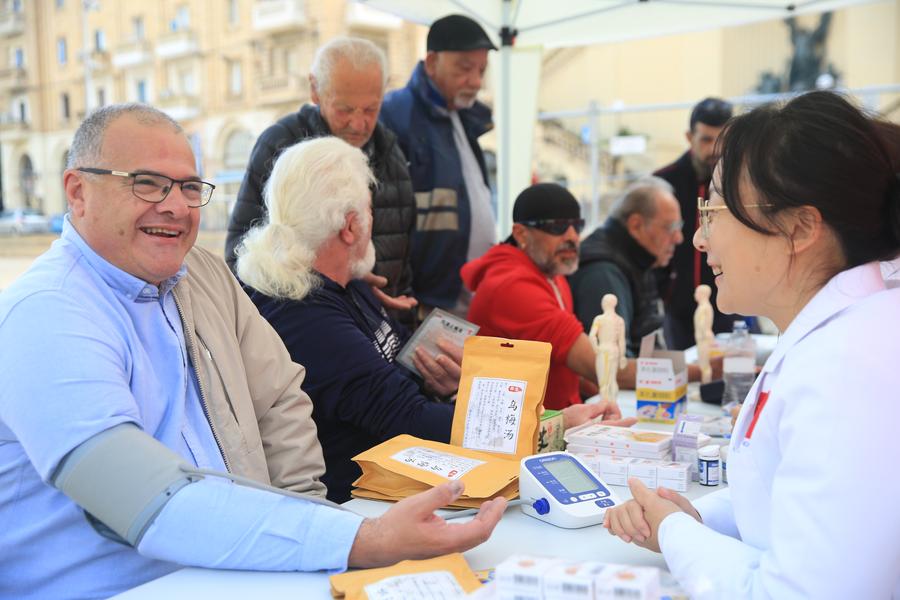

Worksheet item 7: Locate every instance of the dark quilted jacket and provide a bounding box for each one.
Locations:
[224,104,416,297]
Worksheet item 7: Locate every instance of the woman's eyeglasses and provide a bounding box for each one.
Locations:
[696,197,771,238]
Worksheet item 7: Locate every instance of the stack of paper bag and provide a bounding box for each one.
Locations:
[330,553,481,599]
[351,434,518,508]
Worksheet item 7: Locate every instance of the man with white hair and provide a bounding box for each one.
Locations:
[237,138,615,503]
[226,36,415,309]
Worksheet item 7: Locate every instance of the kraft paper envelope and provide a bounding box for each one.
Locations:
[351,480,519,509]
[352,434,519,502]
[451,336,551,460]
[330,553,481,599]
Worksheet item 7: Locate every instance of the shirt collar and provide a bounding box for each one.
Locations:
[61,215,187,302]
[761,261,886,373]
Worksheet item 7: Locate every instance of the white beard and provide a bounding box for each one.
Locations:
[350,240,377,279]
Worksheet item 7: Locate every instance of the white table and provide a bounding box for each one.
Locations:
[114,391,727,599]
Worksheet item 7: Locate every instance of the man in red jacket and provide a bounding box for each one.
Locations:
[462,183,631,413]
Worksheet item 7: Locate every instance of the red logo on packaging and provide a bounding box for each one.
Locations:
[508,385,523,392]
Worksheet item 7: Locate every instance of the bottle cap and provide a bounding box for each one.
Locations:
[699,445,720,459]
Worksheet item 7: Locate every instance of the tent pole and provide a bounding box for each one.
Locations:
[498,0,515,240]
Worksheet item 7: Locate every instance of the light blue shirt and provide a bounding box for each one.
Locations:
[0,219,362,599]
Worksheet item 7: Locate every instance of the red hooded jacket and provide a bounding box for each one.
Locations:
[461,244,585,409]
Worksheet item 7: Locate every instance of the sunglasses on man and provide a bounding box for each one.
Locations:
[518,218,585,236]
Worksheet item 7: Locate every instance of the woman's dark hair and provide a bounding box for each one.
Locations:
[716,90,900,269]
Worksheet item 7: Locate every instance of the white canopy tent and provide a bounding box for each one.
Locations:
[357,0,876,236]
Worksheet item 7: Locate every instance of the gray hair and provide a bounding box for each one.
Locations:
[310,37,388,94]
[609,176,675,223]
[66,103,183,169]
[236,137,376,301]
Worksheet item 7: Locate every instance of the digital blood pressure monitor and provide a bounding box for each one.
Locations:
[519,452,620,528]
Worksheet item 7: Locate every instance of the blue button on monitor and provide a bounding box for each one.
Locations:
[595,498,614,508]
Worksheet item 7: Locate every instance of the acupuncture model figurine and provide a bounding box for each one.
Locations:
[694,284,715,383]
[589,294,627,403]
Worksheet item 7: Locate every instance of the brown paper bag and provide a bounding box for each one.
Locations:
[351,434,519,505]
[330,553,481,599]
[451,336,551,459]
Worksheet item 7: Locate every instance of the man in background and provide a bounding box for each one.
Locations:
[381,14,497,318]
[655,96,741,349]
[225,37,415,308]
[570,177,683,356]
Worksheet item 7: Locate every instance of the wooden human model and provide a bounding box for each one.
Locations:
[694,284,715,383]
[589,294,628,403]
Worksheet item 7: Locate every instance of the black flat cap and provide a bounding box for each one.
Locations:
[427,14,497,52]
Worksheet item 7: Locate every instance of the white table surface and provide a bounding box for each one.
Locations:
[113,391,728,599]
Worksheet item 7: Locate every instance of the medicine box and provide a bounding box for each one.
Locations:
[574,454,690,492]
[495,554,562,598]
[636,347,688,425]
[595,565,660,600]
[543,560,609,600]
[564,424,672,453]
[538,409,565,454]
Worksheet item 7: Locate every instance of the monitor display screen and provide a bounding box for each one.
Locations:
[544,458,596,494]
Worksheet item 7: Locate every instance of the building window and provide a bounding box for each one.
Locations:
[97,87,106,107]
[171,5,190,31]
[133,16,144,41]
[61,93,70,120]
[179,68,195,95]
[56,0,64,8]
[12,0,22,13]
[57,38,67,65]
[13,48,24,68]
[136,79,147,103]
[228,0,238,26]
[228,60,242,96]
[94,29,106,52]
[17,100,26,122]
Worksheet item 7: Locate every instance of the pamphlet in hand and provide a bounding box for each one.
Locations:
[396,308,479,378]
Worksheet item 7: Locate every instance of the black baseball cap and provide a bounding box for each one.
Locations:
[427,14,497,52]
[505,183,582,244]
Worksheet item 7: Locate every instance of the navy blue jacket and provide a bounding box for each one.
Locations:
[245,275,453,503]
[380,61,493,309]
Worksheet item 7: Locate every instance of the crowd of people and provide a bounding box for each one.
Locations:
[0,11,898,600]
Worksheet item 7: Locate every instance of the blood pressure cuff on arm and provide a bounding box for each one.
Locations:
[51,423,197,547]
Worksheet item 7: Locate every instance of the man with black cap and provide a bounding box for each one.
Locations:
[461,183,632,414]
[655,96,744,349]
[381,14,497,319]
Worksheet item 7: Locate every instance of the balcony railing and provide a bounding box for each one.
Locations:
[256,72,307,107]
[0,67,27,91]
[252,0,306,32]
[112,40,153,69]
[0,11,25,37]
[156,30,200,60]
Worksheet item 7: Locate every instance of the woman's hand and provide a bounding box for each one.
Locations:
[603,478,701,552]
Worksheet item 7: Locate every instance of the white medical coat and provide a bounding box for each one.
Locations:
[658,262,900,599]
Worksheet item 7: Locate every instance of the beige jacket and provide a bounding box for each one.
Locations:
[173,246,327,497]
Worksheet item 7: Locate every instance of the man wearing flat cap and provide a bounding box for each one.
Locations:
[381,14,497,319]
[461,183,629,416]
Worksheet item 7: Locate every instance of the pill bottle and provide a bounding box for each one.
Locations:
[698,445,720,486]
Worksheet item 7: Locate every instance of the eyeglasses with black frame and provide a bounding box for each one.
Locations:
[519,218,585,236]
[77,167,215,208]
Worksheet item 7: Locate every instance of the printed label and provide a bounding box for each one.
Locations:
[462,377,527,454]
[390,447,484,480]
[363,571,465,600]
[723,356,755,374]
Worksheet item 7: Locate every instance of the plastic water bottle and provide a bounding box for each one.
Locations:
[722,320,756,408]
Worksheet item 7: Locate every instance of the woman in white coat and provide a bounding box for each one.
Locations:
[604,91,900,598]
